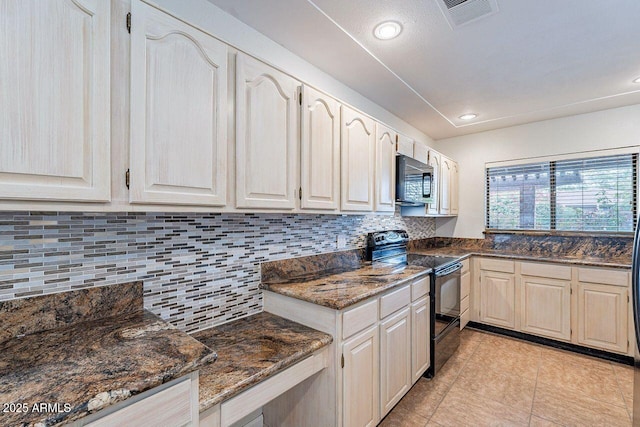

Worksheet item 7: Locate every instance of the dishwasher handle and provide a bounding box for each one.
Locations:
[435,262,462,277]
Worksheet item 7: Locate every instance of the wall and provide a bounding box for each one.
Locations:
[0,212,434,332]
[433,104,640,238]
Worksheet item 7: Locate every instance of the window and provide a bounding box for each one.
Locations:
[486,153,637,233]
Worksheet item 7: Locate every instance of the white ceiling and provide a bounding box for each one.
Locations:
[206,0,640,139]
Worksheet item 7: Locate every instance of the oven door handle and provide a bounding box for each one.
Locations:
[435,262,463,277]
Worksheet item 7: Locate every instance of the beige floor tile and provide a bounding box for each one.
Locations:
[537,349,625,407]
[430,384,531,427]
[613,362,634,402]
[465,340,541,380]
[433,348,470,385]
[456,328,486,360]
[454,362,536,409]
[379,404,428,427]
[528,415,564,426]
[532,382,631,427]
[392,378,450,420]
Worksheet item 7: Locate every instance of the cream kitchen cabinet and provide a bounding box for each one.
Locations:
[0,0,110,202]
[396,134,414,157]
[478,259,517,330]
[472,257,633,356]
[439,156,453,215]
[460,259,471,330]
[375,123,396,213]
[236,53,300,209]
[576,267,629,354]
[450,161,459,215]
[300,85,340,210]
[379,286,411,417]
[343,325,379,427]
[129,0,227,206]
[413,143,429,164]
[341,106,375,211]
[411,296,430,383]
[519,262,571,342]
[426,150,441,216]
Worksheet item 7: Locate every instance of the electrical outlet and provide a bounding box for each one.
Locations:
[336,234,347,249]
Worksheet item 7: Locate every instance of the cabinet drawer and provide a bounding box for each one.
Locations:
[521,262,571,280]
[460,309,470,329]
[479,258,515,273]
[343,299,378,339]
[578,267,629,287]
[460,295,469,313]
[88,377,193,427]
[411,276,429,301]
[461,259,470,274]
[380,285,411,319]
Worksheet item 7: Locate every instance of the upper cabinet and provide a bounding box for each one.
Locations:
[300,85,340,210]
[426,150,441,216]
[440,156,453,215]
[375,123,396,213]
[341,106,375,211]
[129,0,227,206]
[396,135,414,157]
[236,53,300,209]
[451,161,459,215]
[413,143,429,165]
[0,0,110,202]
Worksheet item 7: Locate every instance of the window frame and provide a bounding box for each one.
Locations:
[485,151,638,234]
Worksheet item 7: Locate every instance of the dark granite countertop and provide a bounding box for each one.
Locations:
[409,247,631,269]
[0,283,216,427]
[193,312,332,412]
[260,263,430,310]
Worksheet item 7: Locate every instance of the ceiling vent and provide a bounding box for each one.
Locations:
[438,0,499,28]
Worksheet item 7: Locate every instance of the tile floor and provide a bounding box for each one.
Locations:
[380,328,634,427]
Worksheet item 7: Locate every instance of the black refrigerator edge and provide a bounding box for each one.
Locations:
[632,216,640,425]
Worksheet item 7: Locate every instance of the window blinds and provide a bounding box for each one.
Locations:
[486,153,637,232]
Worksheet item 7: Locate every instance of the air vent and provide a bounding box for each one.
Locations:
[438,0,499,28]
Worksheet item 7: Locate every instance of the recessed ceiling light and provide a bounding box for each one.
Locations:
[373,21,402,40]
[459,113,478,121]
[633,77,640,83]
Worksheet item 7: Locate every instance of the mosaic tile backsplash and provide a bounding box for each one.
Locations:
[0,211,435,332]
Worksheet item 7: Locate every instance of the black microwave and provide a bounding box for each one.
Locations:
[396,154,434,206]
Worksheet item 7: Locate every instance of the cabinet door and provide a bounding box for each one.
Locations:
[300,85,340,210]
[413,143,429,164]
[577,282,628,353]
[479,270,516,329]
[427,150,441,215]
[440,156,452,215]
[520,276,571,341]
[451,161,459,215]
[341,106,375,211]
[396,134,414,157]
[343,325,379,427]
[130,0,227,206]
[411,297,430,383]
[0,0,110,202]
[460,269,470,330]
[380,308,411,417]
[375,123,396,213]
[236,53,299,209]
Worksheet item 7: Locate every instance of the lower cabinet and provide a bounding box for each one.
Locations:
[520,275,571,342]
[411,297,430,383]
[460,259,470,330]
[479,269,516,329]
[473,258,632,356]
[379,308,411,417]
[343,326,379,427]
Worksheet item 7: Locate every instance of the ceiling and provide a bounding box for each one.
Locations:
[206,0,640,139]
